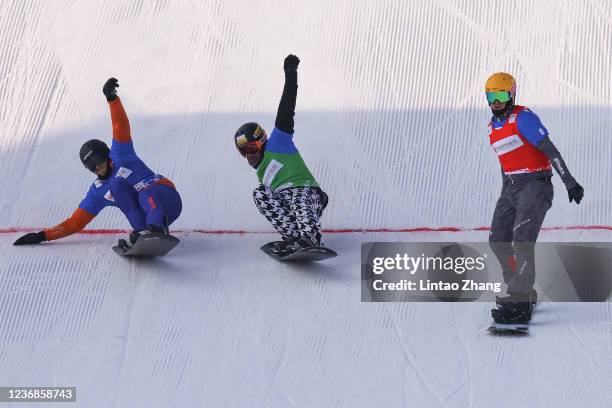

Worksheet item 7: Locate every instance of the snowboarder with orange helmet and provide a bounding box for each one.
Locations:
[485,72,583,325]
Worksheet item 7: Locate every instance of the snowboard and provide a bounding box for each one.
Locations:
[112,233,180,257]
[261,241,337,262]
[487,321,529,334]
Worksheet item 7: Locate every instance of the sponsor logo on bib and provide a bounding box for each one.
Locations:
[492,135,524,156]
[263,159,283,187]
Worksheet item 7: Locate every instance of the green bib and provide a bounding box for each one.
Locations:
[256,151,319,192]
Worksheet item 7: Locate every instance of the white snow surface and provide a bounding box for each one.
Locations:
[0,232,612,408]
[1,1,612,407]
[1,231,612,408]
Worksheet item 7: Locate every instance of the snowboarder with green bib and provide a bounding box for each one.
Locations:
[234,55,328,256]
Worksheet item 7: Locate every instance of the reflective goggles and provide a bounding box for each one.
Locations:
[486,91,512,104]
[83,151,108,172]
[237,140,264,157]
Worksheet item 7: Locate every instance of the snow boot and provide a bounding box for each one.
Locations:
[491,291,534,324]
[497,288,538,309]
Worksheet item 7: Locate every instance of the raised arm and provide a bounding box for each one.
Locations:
[275,54,300,134]
[103,78,131,143]
[13,208,95,245]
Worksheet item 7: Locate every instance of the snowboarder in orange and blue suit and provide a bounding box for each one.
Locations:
[14,78,182,247]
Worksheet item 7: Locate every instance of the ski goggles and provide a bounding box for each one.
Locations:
[82,150,108,172]
[486,91,512,104]
[237,140,264,157]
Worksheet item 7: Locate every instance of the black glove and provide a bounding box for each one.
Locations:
[103,77,119,101]
[283,54,300,73]
[568,182,584,204]
[13,231,47,246]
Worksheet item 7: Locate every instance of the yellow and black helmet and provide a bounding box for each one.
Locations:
[234,122,268,157]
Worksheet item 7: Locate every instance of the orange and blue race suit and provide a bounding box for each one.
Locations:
[45,98,181,241]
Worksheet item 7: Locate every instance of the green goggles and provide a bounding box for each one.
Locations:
[486,91,512,104]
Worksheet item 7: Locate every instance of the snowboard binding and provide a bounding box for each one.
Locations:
[488,290,536,334]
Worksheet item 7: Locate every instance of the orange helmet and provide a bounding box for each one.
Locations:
[485,72,516,94]
[485,72,517,109]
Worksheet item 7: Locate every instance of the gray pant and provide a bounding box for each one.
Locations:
[489,174,554,294]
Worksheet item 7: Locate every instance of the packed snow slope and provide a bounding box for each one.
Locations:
[1,231,612,408]
[1,1,612,408]
[1,0,610,231]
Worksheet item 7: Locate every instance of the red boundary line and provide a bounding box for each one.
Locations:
[1,225,611,235]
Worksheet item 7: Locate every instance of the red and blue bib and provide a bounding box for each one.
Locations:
[488,106,551,175]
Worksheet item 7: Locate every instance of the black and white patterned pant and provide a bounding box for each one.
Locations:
[253,185,327,245]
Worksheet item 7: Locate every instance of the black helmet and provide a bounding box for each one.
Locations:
[79,139,110,173]
[234,122,267,157]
